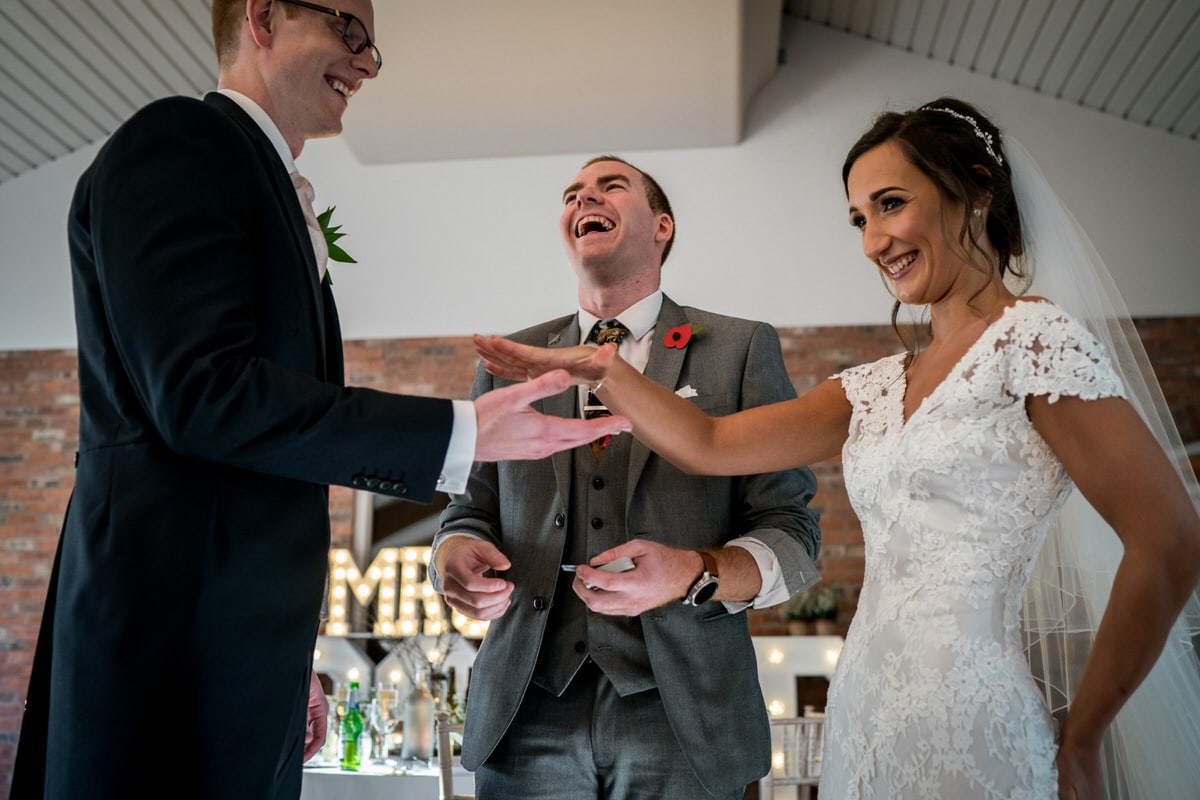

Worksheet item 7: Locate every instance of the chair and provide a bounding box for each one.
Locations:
[758,707,825,800]
[436,709,473,800]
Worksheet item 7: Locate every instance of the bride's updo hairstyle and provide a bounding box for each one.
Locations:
[843,98,1027,351]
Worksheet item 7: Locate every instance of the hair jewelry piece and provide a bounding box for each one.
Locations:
[924,106,1004,165]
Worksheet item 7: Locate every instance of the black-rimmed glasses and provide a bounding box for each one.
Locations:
[278,0,382,70]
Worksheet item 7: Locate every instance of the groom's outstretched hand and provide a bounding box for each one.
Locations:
[472,369,630,462]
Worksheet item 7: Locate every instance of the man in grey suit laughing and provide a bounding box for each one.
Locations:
[432,155,822,799]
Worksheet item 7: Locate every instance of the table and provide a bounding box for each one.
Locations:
[301,761,474,800]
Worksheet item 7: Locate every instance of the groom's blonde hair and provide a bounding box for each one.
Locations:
[212,0,299,68]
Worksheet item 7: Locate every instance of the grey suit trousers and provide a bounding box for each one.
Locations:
[474,659,745,800]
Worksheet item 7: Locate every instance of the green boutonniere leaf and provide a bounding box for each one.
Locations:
[318,206,356,285]
[327,242,354,263]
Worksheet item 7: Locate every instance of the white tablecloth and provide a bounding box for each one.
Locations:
[301,761,474,800]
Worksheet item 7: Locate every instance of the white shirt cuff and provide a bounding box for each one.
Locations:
[437,400,476,495]
[721,537,788,613]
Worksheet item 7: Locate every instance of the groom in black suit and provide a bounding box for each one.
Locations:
[9,2,626,798]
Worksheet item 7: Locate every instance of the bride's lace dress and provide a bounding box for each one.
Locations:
[821,300,1125,799]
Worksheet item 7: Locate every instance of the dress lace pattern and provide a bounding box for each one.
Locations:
[821,300,1125,799]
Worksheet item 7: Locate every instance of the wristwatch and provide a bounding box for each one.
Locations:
[682,550,719,606]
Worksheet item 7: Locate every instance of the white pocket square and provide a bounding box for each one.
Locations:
[676,385,698,399]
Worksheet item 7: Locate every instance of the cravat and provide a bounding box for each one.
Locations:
[291,171,329,277]
[584,319,629,459]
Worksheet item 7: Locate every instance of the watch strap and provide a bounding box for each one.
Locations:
[683,550,720,606]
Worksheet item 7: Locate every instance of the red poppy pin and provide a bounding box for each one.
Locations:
[663,323,698,349]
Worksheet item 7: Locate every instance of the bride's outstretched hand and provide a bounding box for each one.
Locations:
[474,334,617,386]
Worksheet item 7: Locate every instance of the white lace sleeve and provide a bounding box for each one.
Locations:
[1001,302,1126,404]
[835,354,905,412]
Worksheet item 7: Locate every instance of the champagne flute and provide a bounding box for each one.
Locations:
[322,682,349,764]
[369,684,402,769]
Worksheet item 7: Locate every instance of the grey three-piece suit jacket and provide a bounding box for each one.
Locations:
[433,294,821,796]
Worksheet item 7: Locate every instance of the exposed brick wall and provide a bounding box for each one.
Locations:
[1,317,1196,792]
[0,350,78,797]
[1135,318,1200,447]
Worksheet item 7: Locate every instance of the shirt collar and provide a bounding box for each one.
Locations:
[217,88,296,174]
[577,290,663,344]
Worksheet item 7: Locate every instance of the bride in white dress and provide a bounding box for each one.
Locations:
[474,97,1200,799]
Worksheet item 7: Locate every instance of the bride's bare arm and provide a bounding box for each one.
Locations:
[475,333,853,474]
[1029,394,1200,797]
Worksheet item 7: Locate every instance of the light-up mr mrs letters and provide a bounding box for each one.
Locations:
[325,547,488,639]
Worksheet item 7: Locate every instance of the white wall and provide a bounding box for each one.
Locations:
[2,19,1197,352]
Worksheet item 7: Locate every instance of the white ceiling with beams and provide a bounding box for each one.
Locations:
[0,0,1196,188]
[789,0,1200,139]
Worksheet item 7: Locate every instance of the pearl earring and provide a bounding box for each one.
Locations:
[973,208,982,217]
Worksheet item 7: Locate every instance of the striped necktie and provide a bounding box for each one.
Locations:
[584,319,629,458]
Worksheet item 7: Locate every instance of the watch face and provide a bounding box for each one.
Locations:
[691,577,719,605]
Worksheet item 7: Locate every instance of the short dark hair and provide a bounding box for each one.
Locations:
[582,155,676,265]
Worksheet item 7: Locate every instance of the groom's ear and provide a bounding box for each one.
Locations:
[245,0,279,48]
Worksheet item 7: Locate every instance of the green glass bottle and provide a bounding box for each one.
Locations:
[339,681,364,771]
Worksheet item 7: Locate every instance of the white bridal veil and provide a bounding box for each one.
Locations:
[1009,137,1200,799]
